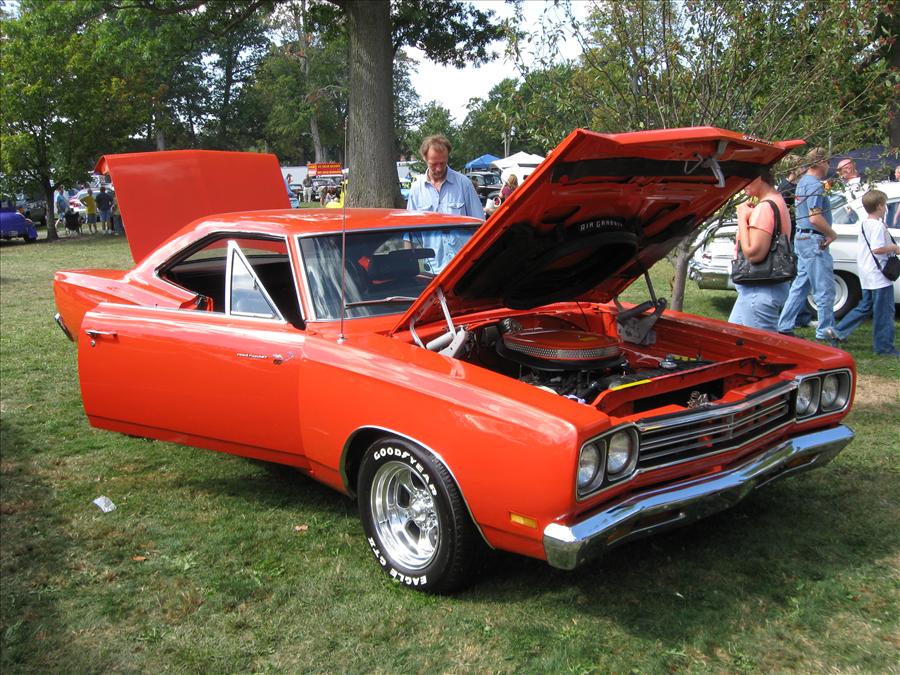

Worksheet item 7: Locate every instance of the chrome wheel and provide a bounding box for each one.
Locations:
[370,460,439,570]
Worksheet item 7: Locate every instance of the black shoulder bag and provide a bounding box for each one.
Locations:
[731,200,797,285]
[860,221,900,282]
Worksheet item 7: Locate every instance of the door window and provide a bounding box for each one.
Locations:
[161,235,303,325]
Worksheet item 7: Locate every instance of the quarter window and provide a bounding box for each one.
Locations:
[226,241,281,320]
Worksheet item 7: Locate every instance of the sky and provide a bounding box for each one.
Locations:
[407,0,593,123]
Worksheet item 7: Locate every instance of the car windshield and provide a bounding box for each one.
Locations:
[483,174,501,186]
[299,225,478,320]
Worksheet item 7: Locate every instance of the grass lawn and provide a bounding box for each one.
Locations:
[2,234,898,673]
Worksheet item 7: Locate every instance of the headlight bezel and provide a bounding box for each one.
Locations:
[605,428,639,480]
[794,369,852,419]
[577,441,603,491]
[577,426,640,500]
[796,378,821,418]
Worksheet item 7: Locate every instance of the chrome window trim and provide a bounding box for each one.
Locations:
[293,222,480,240]
[152,231,306,324]
[793,368,853,419]
[224,241,284,321]
[295,224,479,323]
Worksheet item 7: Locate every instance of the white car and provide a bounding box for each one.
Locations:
[690,182,900,318]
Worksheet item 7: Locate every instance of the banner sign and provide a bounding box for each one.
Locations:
[308,162,343,177]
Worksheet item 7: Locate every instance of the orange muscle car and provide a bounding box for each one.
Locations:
[54,128,855,593]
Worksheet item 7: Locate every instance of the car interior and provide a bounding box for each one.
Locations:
[162,235,305,328]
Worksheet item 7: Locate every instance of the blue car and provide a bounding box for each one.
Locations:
[0,206,38,242]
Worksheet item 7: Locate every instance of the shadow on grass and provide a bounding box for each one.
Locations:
[180,458,356,517]
[708,294,736,316]
[0,419,85,671]
[464,467,899,643]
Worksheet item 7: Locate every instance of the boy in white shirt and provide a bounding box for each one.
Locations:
[827,189,899,355]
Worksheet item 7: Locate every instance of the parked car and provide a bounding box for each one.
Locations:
[0,205,38,242]
[690,181,900,318]
[23,199,48,227]
[54,129,855,593]
[465,170,502,202]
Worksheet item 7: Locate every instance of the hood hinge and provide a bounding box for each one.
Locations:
[409,287,457,348]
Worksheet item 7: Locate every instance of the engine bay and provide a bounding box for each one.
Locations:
[456,314,717,405]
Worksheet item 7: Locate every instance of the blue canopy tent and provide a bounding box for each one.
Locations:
[464,154,501,171]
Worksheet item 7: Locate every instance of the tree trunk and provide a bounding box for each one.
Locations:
[44,182,58,241]
[219,44,235,146]
[311,113,325,162]
[669,241,692,312]
[299,0,326,163]
[342,0,399,207]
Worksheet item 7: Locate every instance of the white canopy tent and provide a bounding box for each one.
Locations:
[491,152,545,184]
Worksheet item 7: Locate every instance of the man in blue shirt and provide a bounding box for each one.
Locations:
[407,135,484,219]
[777,147,839,340]
[405,134,483,273]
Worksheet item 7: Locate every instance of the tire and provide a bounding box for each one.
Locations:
[357,436,478,593]
[806,271,862,320]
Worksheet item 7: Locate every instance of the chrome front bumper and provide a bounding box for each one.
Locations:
[543,425,854,570]
[688,260,735,290]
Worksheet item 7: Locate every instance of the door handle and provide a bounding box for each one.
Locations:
[272,351,294,365]
[85,328,117,346]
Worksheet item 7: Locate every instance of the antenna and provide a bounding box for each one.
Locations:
[337,117,348,344]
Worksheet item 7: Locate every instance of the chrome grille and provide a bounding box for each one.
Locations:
[636,385,794,469]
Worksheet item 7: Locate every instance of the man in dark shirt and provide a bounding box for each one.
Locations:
[95,186,114,233]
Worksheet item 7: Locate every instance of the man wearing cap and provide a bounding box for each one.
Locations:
[777,147,839,341]
[836,158,863,197]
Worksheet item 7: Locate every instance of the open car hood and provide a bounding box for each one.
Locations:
[95,150,289,264]
[392,127,802,334]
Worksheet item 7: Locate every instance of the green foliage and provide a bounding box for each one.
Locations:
[390,0,505,65]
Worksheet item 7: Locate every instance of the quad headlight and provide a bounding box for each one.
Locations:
[796,378,820,417]
[577,427,640,499]
[606,429,638,478]
[820,372,851,412]
[795,370,852,418]
[577,441,602,489]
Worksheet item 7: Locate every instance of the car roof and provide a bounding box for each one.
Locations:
[176,208,481,238]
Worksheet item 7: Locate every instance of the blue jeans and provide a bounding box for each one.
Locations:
[778,233,835,338]
[729,281,790,332]
[833,285,897,354]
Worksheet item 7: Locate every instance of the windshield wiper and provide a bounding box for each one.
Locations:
[345,296,417,308]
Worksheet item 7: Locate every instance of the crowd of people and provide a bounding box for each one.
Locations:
[49,184,122,237]
[728,148,899,357]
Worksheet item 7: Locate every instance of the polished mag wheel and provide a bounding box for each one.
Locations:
[358,436,480,593]
[370,460,439,569]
